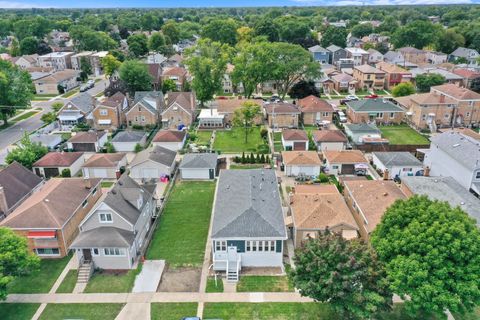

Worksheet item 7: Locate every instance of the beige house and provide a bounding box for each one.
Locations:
[12,54,39,69]
[92,92,128,131]
[82,153,127,179]
[289,184,358,247]
[215,98,263,125]
[352,65,385,90]
[38,52,74,71]
[126,91,164,128]
[161,92,196,129]
[264,102,301,128]
[34,69,80,95]
[398,47,427,64]
[323,150,368,176]
[298,95,334,125]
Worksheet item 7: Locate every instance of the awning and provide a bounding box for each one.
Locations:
[98,119,112,125]
[27,231,56,239]
[58,112,82,121]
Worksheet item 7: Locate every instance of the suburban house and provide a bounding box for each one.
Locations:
[308,45,331,64]
[129,146,177,180]
[211,169,287,282]
[58,93,96,128]
[401,176,480,226]
[30,133,62,150]
[423,131,480,195]
[125,91,164,128]
[111,131,148,152]
[323,150,368,175]
[33,152,85,179]
[161,67,188,90]
[327,45,347,64]
[146,63,162,90]
[264,102,301,128]
[92,92,128,131]
[33,69,80,95]
[71,51,93,71]
[367,48,383,64]
[38,52,74,71]
[375,62,412,90]
[82,153,128,179]
[426,50,448,65]
[161,92,196,129]
[345,47,369,66]
[453,69,480,90]
[152,130,187,151]
[312,130,348,151]
[352,64,386,90]
[449,47,480,65]
[281,129,309,151]
[198,108,225,129]
[398,47,426,64]
[345,99,405,124]
[0,178,102,258]
[343,180,406,239]
[282,151,322,178]
[410,67,464,86]
[0,162,43,220]
[12,54,39,69]
[298,95,334,125]
[67,131,107,152]
[70,174,156,269]
[179,153,218,180]
[215,98,263,126]
[344,123,384,145]
[331,73,358,93]
[288,184,358,247]
[372,152,423,180]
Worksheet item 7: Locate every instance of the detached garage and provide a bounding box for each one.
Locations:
[179,153,218,180]
[282,151,322,178]
[82,153,127,179]
[129,146,177,180]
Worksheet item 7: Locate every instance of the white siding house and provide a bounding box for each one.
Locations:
[282,151,322,177]
[372,152,423,179]
[129,146,177,180]
[179,153,218,180]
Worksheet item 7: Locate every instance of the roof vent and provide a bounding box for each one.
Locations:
[44,199,49,202]
[383,192,389,196]
[460,201,466,205]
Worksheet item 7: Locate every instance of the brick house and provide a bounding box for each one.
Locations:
[125,91,164,128]
[398,47,427,64]
[215,98,263,126]
[92,92,128,131]
[264,102,301,128]
[33,69,80,95]
[375,62,412,90]
[352,65,386,90]
[161,92,196,129]
[161,67,188,91]
[298,95,334,125]
[345,98,405,124]
[331,73,358,93]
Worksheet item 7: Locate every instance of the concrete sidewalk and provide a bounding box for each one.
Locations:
[115,303,150,320]
[132,260,165,293]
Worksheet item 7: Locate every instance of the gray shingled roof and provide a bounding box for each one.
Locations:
[130,145,176,167]
[103,174,154,225]
[431,132,480,171]
[111,131,147,143]
[346,99,404,113]
[326,44,343,52]
[180,153,217,169]
[69,93,95,114]
[344,123,381,134]
[373,152,422,167]
[70,227,135,248]
[402,176,480,226]
[450,47,479,58]
[211,170,286,239]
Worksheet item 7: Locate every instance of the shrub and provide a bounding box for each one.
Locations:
[318,173,329,183]
[132,124,144,130]
[61,168,71,177]
[260,127,268,140]
[189,133,197,141]
[134,143,143,153]
[257,144,270,154]
[241,152,246,164]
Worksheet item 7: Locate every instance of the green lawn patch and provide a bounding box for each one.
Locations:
[39,303,124,320]
[151,303,198,320]
[274,142,283,152]
[453,307,480,320]
[0,303,40,320]
[55,269,77,293]
[379,125,430,145]
[146,181,216,267]
[203,303,338,320]
[8,254,71,293]
[34,93,58,98]
[61,89,78,98]
[95,91,104,98]
[230,164,265,170]
[214,127,269,153]
[12,111,39,122]
[206,277,224,293]
[101,181,115,188]
[273,131,282,142]
[84,267,141,293]
[376,304,438,320]
[237,275,294,292]
[194,130,213,145]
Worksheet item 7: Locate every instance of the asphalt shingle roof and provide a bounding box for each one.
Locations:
[130,145,177,167]
[430,131,480,171]
[70,227,135,248]
[373,152,422,167]
[68,93,95,114]
[180,153,217,169]
[346,99,404,113]
[111,131,147,143]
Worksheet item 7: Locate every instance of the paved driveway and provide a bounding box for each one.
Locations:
[132,260,165,293]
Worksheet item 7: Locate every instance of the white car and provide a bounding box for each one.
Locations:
[337,111,347,123]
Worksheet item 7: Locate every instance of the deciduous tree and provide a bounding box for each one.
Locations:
[101,54,121,79]
[161,78,177,94]
[119,60,152,96]
[127,34,149,58]
[391,82,416,97]
[288,80,320,99]
[232,101,261,143]
[202,18,238,46]
[19,36,39,55]
[6,132,48,169]
[320,26,347,48]
[416,73,445,92]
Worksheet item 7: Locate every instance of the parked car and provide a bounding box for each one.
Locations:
[87,79,95,87]
[365,94,379,99]
[79,84,89,92]
[337,111,347,123]
[340,95,358,105]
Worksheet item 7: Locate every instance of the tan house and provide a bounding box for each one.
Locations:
[375,62,412,90]
[323,150,368,176]
[282,151,322,177]
[264,102,301,128]
[33,69,80,95]
[331,73,358,93]
[126,91,164,128]
[92,92,128,131]
[215,98,263,125]
[313,130,348,151]
[343,180,406,239]
[12,54,39,69]
[352,65,385,90]
[82,153,128,179]
[161,92,196,129]
[0,178,102,258]
[298,95,334,125]
[345,98,405,124]
[398,47,426,64]
[161,67,188,91]
[289,184,358,247]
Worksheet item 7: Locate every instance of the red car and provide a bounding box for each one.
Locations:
[365,94,379,99]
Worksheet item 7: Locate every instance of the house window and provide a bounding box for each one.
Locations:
[422,114,427,121]
[402,168,413,172]
[376,113,384,119]
[36,248,60,256]
[466,112,471,117]
[92,248,99,256]
[246,241,276,252]
[390,112,395,119]
[215,240,227,252]
[100,109,108,116]
[444,114,450,119]
[104,248,125,256]
[99,213,113,223]
[138,106,142,111]
[476,171,480,179]
[82,199,88,208]
[92,187,97,195]
[332,165,339,169]
[322,112,329,117]
[141,116,146,122]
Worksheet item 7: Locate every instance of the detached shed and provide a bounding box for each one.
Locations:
[111,131,148,152]
[179,153,218,180]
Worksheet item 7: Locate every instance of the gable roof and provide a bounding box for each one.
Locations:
[153,130,186,143]
[162,66,187,77]
[450,47,479,58]
[180,153,217,169]
[331,73,355,82]
[431,83,480,100]
[282,151,322,166]
[0,178,101,229]
[264,102,300,114]
[82,153,126,168]
[313,130,347,143]
[33,152,84,168]
[354,64,385,74]
[111,131,147,143]
[282,129,308,141]
[130,145,176,167]
[452,68,480,79]
[376,61,409,74]
[0,162,43,216]
[308,45,328,53]
[323,150,368,164]
[346,99,404,113]
[67,93,95,114]
[68,131,106,143]
[373,152,422,167]
[326,45,343,53]
[211,169,286,239]
[298,95,334,113]
[101,92,126,108]
[430,131,480,170]
[70,227,135,248]
[163,92,196,115]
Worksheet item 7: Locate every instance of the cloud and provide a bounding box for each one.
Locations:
[0,1,52,8]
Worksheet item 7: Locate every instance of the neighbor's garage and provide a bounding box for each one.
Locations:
[180,168,214,180]
[285,164,321,177]
[72,142,96,152]
[341,164,355,175]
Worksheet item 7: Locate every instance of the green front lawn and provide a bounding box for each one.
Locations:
[12,111,40,122]
[55,269,78,293]
[203,303,337,320]
[8,254,71,293]
[61,89,79,98]
[101,181,115,188]
[146,181,216,267]
[214,127,269,154]
[379,125,430,145]
[0,303,40,320]
[39,303,124,320]
[84,267,141,293]
[151,303,198,320]
[206,277,224,293]
[237,276,294,292]
[194,130,213,145]
[230,164,265,170]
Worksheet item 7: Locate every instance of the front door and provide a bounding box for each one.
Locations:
[83,249,92,262]
[209,168,215,179]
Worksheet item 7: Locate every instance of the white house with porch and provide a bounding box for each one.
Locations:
[211,169,287,282]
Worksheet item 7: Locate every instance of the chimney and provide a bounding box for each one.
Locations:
[115,170,121,179]
[83,178,92,189]
[439,94,445,103]
[383,168,389,180]
[0,185,8,215]
[424,166,430,177]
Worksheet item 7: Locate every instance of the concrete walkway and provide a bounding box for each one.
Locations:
[132,260,165,293]
[115,302,150,320]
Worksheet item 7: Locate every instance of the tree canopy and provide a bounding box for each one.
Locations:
[232,101,261,143]
[415,73,446,92]
[127,34,149,58]
[320,26,347,48]
[119,60,152,96]
[391,82,416,97]
[6,133,48,169]
[202,18,238,46]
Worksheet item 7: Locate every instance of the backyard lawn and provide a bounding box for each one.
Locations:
[272,131,283,152]
[101,181,115,188]
[230,164,265,170]
[214,127,269,153]
[39,303,124,320]
[194,130,213,145]
[84,267,141,293]
[379,125,430,145]
[237,276,294,292]
[151,303,198,320]
[55,270,78,293]
[206,277,224,293]
[8,254,71,293]
[146,181,216,267]
[0,303,40,320]
[203,303,338,320]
